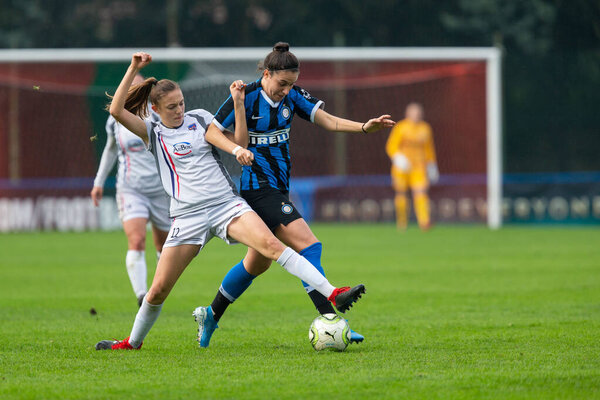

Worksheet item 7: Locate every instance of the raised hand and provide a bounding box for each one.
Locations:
[230,80,246,102]
[131,52,152,70]
[363,114,395,133]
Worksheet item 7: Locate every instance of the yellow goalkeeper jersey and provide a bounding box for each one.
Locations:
[386,118,436,170]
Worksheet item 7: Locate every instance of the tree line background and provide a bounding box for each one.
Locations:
[1,0,599,173]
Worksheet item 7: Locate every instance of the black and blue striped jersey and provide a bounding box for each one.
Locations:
[212,79,324,192]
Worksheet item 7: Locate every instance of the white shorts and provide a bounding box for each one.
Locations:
[163,198,254,249]
[116,189,171,232]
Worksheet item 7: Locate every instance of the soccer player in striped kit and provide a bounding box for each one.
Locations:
[196,42,395,347]
[91,74,170,307]
[95,52,365,350]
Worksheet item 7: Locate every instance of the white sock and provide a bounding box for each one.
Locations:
[129,297,163,348]
[277,247,335,298]
[126,250,147,298]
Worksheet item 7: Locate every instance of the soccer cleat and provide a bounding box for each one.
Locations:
[344,319,365,344]
[193,305,218,348]
[350,329,365,343]
[328,284,366,313]
[95,336,141,350]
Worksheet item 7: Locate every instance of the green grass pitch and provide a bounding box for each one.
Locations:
[1,225,599,399]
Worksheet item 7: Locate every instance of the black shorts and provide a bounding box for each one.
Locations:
[241,187,303,231]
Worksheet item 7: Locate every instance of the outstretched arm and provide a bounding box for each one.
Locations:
[109,52,152,143]
[313,109,395,134]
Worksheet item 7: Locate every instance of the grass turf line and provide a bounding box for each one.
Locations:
[0,225,599,399]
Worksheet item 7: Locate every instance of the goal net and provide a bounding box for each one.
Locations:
[0,47,501,231]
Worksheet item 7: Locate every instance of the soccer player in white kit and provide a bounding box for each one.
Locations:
[91,74,171,307]
[95,52,365,350]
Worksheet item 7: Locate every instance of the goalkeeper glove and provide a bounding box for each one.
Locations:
[427,163,439,184]
[392,153,411,172]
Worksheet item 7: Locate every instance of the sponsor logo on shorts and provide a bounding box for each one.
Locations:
[281,106,291,120]
[281,204,293,214]
[173,142,192,156]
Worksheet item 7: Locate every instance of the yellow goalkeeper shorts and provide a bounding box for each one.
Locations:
[391,167,428,192]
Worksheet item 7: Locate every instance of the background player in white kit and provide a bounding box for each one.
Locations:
[91,74,171,307]
[95,52,365,350]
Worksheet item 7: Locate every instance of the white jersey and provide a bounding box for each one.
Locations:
[144,109,239,217]
[94,114,164,196]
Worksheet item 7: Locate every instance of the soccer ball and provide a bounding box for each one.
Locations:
[308,313,350,351]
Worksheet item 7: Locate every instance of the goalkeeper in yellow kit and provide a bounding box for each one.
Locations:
[386,102,439,230]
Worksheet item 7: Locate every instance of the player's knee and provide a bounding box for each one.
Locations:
[128,234,146,251]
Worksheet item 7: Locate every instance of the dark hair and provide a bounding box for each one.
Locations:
[258,42,299,72]
[105,78,180,117]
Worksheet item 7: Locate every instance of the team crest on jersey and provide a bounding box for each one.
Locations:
[187,123,197,131]
[173,142,192,156]
[281,106,291,120]
[281,203,294,214]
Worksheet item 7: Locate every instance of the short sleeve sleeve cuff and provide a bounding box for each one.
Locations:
[310,100,325,123]
[212,118,226,132]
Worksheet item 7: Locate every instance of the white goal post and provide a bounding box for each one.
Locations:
[0,46,502,229]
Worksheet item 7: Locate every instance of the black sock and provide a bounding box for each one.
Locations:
[308,290,336,315]
[210,290,232,322]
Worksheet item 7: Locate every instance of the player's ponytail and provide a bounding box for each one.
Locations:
[105,77,157,118]
[106,78,180,118]
[259,41,299,72]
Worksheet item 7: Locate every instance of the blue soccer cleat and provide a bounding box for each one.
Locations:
[346,320,364,344]
[349,329,365,344]
[193,305,218,348]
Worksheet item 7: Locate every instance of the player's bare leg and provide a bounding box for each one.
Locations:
[227,212,340,298]
[151,224,168,255]
[195,211,364,348]
[96,244,200,350]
